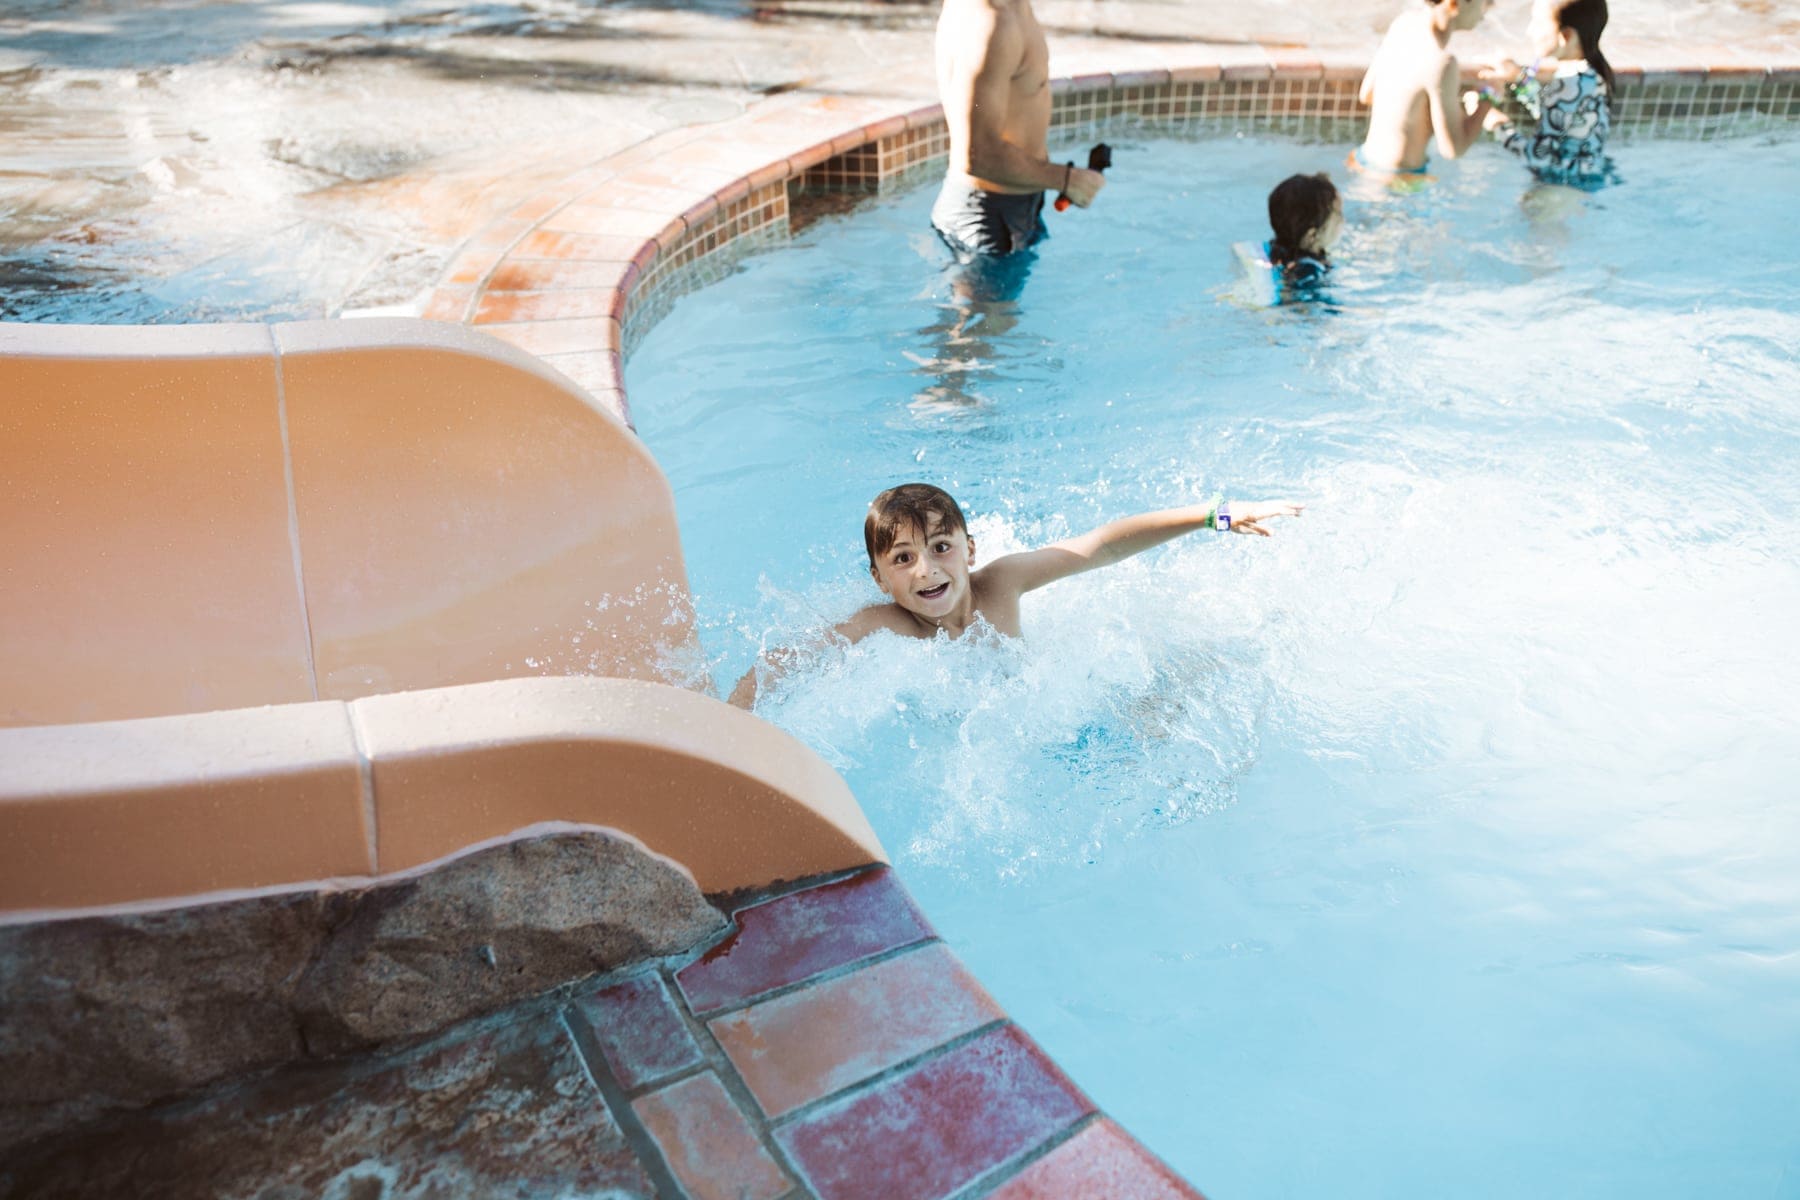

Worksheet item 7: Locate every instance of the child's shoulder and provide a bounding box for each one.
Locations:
[836,601,924,643]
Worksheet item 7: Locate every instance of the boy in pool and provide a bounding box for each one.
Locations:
[1356,0,1494,176]
[727,482,1304,707]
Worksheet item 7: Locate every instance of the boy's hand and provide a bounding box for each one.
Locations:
[1226,500,1305,537]
[1483,104,1511,131]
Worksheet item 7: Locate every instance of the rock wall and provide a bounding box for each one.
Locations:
[0,828,727,1157]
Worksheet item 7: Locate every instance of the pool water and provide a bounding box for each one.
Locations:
[627,131,1800,1197]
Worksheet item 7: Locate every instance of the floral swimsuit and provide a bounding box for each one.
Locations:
[1494,59,1615,188]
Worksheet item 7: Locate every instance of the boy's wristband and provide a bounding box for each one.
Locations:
[1204,494,1225,531]
[1216,501,1232,532]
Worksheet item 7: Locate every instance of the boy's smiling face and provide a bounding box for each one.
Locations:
[870,518,976,623]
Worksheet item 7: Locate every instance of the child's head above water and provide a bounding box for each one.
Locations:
[864,482,976,618]
[864,482,971,570]
[1530,0,1614,90]
[1267,172,1343,266]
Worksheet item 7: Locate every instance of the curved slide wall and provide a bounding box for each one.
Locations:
[0,319,692,729]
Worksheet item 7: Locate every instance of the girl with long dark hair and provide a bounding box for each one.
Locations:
[1485,0,1617,187]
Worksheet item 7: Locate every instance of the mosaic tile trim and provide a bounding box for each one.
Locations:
[621,181,789,354]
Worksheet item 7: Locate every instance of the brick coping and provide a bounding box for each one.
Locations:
[421,52,1800,426]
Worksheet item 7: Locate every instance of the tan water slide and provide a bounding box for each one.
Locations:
[0,320,884,915]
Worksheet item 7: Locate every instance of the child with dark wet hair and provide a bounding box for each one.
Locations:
[728,482,1303,707]
[1482,0,1617,187]
[1265,172,1343,293]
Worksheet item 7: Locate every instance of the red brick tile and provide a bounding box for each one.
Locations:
[864,115,908,141]
[466,217,532,252]
[1268,51,1324,80]
[746,159,793,191]
[986,1120,1207,1200]
[584,180,706,213]
[629,240,660,278]
[787,142,836,173]
[1221,61,1274,81]
[514,229,646,262]
[710,942,1003,1118]
[776,1023,1094,1200]
[508,192,566,223]
[473,289,621,325]
[823,129,864,155]
[1168,63,1224,83]
[420,286,475,322]
[679,194,720,232]
[545,205,676,238]
[634,1072,793,1200]
[486,258,633,294]
[1113,69,1172,88]
[574,974,703,1091]
[441,247,500,287]
[903,104,945,130]
[477,317,620,357]
[675,867,935,1016]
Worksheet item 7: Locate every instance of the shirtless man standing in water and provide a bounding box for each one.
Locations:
[1356,0,1494,175]
[931,0,1105,257]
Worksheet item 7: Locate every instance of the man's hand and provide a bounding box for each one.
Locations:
[1226,500,1305,537]
[1062,166,1106,208]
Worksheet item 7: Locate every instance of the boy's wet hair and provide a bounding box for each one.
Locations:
[1553,0,1614,92]
[864,483,969,567]
[1267,172,1338,267]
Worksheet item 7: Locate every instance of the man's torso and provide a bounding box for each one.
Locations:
[936,0,1052,194]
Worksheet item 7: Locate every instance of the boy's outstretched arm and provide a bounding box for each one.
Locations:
[982,499,1304,598]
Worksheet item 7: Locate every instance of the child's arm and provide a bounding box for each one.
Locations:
[726,604,906,708]
[1430,58,1490,159]
[981,498,1304,599]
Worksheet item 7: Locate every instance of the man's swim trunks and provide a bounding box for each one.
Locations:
[931,176,1047,258]
[1350,145,1431,176]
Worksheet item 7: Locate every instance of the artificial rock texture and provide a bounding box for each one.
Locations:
[0,829,726,1158]
[0,1010,656,1200]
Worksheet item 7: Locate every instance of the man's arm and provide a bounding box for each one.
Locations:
[1429,57,1490,159]
[981,499,1304,598]
[940,5,1103,203]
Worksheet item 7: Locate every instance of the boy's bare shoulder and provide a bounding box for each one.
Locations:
[836,602,926,642]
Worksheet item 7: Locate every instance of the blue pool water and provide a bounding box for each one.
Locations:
[627,131,1800,1197]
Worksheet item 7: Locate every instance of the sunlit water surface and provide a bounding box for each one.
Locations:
[627,133,1800,1198]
